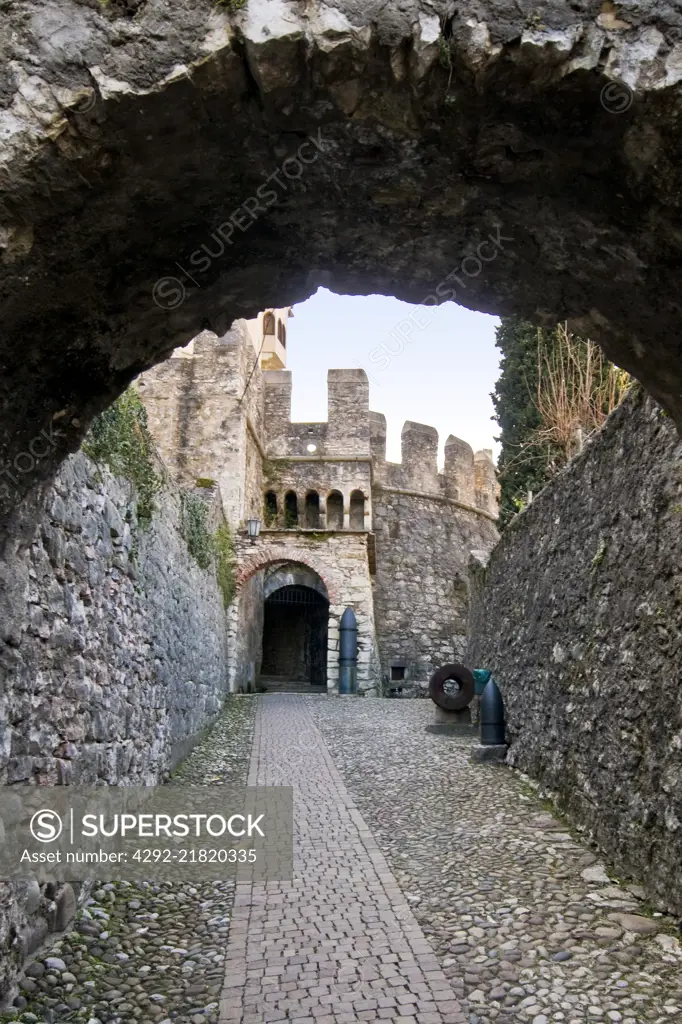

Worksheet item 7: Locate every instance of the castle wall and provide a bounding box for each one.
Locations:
[138,322,264,529]
[369,413,499,687]
[262,368,372,530]
[262,370,295,458]
[467,389,682,916]
[262,460,372,531]
[227,570,264,693]
[0,450,230,995]
[370,413,498,517]
[244,421,266,528]
[327,369,370,457]
[372,488,498,687]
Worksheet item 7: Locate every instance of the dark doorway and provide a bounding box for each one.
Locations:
[305,491,321,528]
[261,585,329,690]
[284,490,298,528]
[264,490,278,526]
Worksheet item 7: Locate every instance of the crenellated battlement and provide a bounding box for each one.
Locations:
[263,367,370,459]
[138,325,498,524]
[370,415,498,518]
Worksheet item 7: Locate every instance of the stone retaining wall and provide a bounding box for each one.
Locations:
[467,389,682,914]
[0,450,230,998]
[227,570,264,693]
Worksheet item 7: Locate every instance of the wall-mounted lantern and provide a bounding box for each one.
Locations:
[246,518,261,544]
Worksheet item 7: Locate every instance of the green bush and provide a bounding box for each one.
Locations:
[82,388,161,526]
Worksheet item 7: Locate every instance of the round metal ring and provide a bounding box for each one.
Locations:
[428,662,475,711]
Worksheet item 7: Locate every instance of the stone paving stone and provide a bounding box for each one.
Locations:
[5,695,257,1024]
[218,695,467,1023]
[309,698,682,1024]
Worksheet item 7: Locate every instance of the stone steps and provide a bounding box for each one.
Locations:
[257,677,327,694]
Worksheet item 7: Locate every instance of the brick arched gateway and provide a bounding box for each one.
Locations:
[235,541,343,605]
[229,532,379,695]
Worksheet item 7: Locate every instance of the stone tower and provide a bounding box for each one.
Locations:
[245,306,292,370]
[138,318,499,695]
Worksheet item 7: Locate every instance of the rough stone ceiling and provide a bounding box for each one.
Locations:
[1,0,682,538]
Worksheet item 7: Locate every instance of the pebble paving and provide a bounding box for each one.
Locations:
[4,696,256,1024]
[5,694,682,1024]
[309,697,682,1024]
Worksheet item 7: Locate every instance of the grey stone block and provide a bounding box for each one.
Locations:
[470,743,508,763]
[54,884,77,932]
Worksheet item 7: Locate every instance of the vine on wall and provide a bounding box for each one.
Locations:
[180,493,214,570]
[180,492,236,608]
[493,319,630,527]
[82,388,161,526]
[215,523,237,608]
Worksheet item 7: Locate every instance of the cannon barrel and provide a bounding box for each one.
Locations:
[480,677,505,745]
[338,606,357,695]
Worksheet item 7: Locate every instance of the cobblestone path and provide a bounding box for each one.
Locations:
[218,695,467,1024]
[308,698,682,1024]
[4,697,257,1024]
[6,695,682,1024]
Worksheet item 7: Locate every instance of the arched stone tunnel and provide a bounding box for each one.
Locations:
[2,0,682,546]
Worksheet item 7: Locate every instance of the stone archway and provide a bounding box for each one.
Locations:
[235,544,342,605]
[2,2,682,544]
[263,563,330,602]
[262,564,330,689]
[261,582,330,691]
[230,533,378,693]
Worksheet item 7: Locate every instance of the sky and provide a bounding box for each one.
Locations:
[285,288,502,466]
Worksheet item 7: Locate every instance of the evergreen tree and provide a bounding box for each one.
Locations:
[492,319,557,527]
[492,319,630,528]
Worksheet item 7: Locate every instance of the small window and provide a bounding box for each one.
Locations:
[350,490,365,530]
[279,321,287,348]
[391,666,406,681]
[305,491,321,529]
[264,491,278,527]
[326,491,343,530]
[284,490,298,528]
[263,311,275,335]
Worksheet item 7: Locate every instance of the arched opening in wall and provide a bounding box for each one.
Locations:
[284,491,298,528]
[263,490,278,527]
[326,491,343,530]
[349,490,366,530]
[278,321,287,348]
[305,491,321,528]
[5,12,682,547]
[261,572,329,690]
[263,312,275,335]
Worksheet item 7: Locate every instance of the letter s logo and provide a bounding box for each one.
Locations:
[30,809,63,843]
